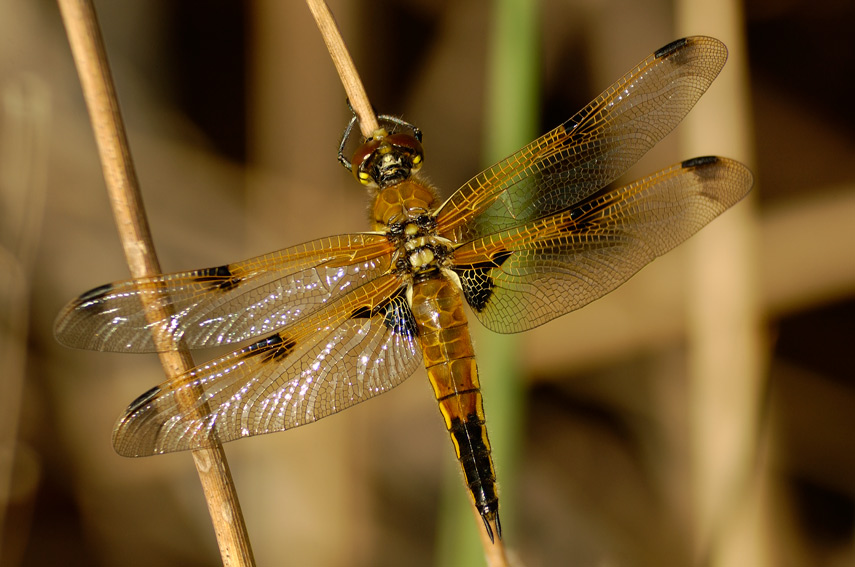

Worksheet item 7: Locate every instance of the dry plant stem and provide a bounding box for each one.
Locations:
[305,0,379,137]
[307,0,509,561]
[56,1,255,565]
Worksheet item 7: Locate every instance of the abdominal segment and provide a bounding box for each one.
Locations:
[410,276,500,536]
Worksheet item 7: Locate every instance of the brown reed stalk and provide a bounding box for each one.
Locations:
[676,1,766,564]
[305,0,379,138]
[55,1,255,565]
[305,1,510,564]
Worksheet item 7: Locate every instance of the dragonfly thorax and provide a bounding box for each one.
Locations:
[386,214,454,280]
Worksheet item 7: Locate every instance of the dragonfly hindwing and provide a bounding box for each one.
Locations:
[349,285,418,338]
[453,249,513,313]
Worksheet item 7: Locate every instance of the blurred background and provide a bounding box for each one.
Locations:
[1,0,854,565]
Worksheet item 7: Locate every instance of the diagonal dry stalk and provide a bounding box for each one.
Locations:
[305,0,379,138]
[55,1,255,565]
[305,1,509,565]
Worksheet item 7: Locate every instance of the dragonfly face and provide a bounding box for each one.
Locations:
[55,36,753,542]
[350,129,425,188]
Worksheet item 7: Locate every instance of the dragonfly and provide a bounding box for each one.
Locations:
[55,36,753,542]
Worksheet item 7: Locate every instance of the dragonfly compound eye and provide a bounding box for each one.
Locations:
[351,138,383,185]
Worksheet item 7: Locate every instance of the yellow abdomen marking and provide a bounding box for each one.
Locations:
[410,276,498,523]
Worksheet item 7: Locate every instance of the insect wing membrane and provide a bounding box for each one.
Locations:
[452,157,754,333]
[55,234,394,353]
[112,275,422,456]
[436,36,729,244]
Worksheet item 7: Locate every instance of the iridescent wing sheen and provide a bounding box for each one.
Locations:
[435,36,728,244]
[450,157,753,333]
[55,233,394,353]
[112,274,421,456]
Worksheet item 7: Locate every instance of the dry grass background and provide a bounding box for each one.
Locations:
[1,0,854,566]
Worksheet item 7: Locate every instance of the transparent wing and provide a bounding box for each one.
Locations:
[112,274,422,456]
[55,233,394,352]
[436,36,728,243]
[451,156,753,333]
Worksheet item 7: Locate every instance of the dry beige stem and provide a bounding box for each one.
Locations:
[305,0,379,137]
[55,0,255,565]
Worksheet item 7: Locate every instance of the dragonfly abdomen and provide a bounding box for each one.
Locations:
[410,276,501,539]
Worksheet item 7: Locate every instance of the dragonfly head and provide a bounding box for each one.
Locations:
[351,129,424,188]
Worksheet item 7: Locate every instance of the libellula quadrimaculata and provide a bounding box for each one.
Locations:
[55,36,753,541]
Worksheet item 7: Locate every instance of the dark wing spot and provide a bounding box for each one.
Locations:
[379,292,418,338]
[77,282,114,305]
[194,265,242,292]
[562,183,624,229]
[127,385,160,413]
[242,333,296,364]
[454,249,512,313]
[350,286,418,338]
[682,156,725,182]
[561,106,602,146]
[655,37,690,59]
[562,115,580,135]
[457,270,495,313]
[349,305,373,319]
[462,249,512,271]
[563,200,598,229]
[682,155,719,169]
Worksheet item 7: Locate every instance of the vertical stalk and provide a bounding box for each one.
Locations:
[436,0,538,565]
[55,1,255,565]
[0,76,50,561]
[675,1,770,565]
